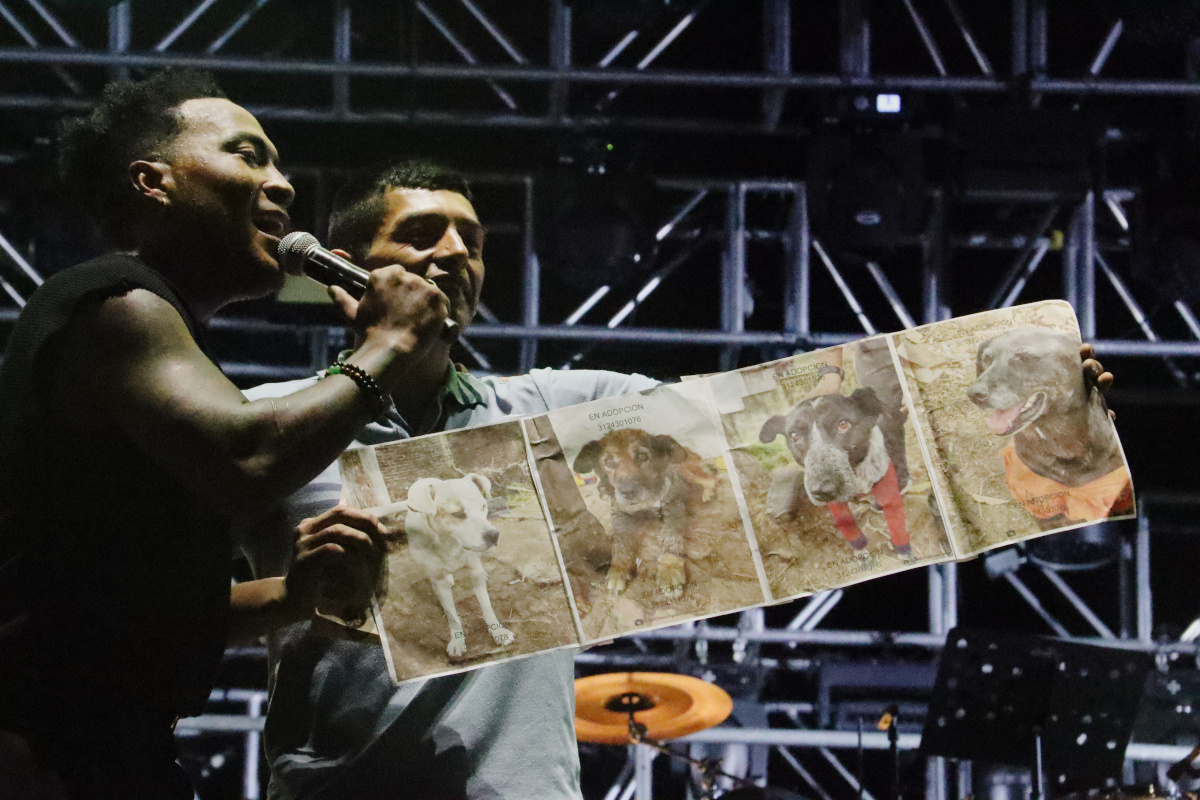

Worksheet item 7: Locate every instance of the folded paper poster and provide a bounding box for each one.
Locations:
[329,300,1134,685]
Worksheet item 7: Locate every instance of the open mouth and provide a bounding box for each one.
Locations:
[985,392,1047,435]
[253,212,288,240]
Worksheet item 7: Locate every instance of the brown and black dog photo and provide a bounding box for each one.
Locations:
[572,428,718,600]
[539,382,768,641]
[714,340,952,601]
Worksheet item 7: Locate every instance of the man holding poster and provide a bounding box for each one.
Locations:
[236,160,658,800]
[238,160,1117,800]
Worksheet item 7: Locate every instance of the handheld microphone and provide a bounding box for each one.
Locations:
[277,231,459,342]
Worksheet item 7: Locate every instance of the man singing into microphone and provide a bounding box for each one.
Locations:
[0,72,446,799]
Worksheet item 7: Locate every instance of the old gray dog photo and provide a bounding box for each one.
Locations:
[893,301,1134,556]
[339,421,579,683]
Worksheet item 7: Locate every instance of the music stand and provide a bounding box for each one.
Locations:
[921,627,1152,797]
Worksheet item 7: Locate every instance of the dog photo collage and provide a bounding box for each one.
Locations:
[335,300,1135,686]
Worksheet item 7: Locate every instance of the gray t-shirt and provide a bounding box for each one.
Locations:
[237,367,659,800]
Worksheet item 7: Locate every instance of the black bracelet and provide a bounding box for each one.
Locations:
[326,361,387,417]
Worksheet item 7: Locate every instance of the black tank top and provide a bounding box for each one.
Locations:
[0,253,231,734]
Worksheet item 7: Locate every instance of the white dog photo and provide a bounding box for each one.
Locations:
[339,420,581,683]
[405,474,517,658]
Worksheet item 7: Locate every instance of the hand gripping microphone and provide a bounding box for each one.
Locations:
[277,231,459,342]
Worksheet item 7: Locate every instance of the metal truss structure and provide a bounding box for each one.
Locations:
[4,1,1200,798]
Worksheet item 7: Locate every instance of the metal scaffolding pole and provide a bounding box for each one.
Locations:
[155,0,220,52]
[458,0,527,65]
[1067,191,1097,339]
[0,0,81,93]
[10,46,1200,97]
[720,182,747,372]
[812,239,877,335]
[1089,19,1124,76]
[840,0,870,78]
[520,177,539,372]
[865,260,916,330]
[1012,0,1028,77]
[1137,508,1152,644]
[762,0,790,129]
[1003,571,1071,637]
[24,0,78,48]
[1096,250,1189,385]
[106,0,130,82]
[988,204,1059,310]
[549,0,570,120]
[415,0,519,111]
[784,184,810,337]
[207,0,272,54]
[0,227,43,287]
[923,189,948,324]
[332,0,350,114]
[944,0,993,76]
[635,743,655,800]
[1030,0,1048,77]
[902,0,949,78]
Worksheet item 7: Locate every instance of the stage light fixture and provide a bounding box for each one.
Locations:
[807,130,926,253]
[536,138,658,296]
[876,94,902,114]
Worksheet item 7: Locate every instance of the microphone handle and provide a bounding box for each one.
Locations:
[303,251,459,343]
[302,250,370,296]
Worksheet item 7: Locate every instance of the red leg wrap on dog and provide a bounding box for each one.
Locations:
[871,462,909,548]
[828,502,868,549]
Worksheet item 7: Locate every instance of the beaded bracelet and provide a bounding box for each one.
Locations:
[326,361,387,417]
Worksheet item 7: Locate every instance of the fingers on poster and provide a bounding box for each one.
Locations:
[892,300,1135,557]
[708,338,956,602]
[338,420,579,684]
[538,380,771,643]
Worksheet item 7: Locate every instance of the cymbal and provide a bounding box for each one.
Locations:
[575,672,733,745]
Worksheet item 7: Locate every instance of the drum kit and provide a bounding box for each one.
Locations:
[577,627,1197,800]
[574,672,805,800]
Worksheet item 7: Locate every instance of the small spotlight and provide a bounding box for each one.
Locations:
[876,94,902,113]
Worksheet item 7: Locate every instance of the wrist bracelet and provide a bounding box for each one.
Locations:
[325,361,387,417]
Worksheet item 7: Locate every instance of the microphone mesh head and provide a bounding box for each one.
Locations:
[277,231,319,270]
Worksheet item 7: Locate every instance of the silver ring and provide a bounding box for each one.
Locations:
[426,277,437,286]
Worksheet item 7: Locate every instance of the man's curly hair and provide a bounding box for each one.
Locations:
[328,160,473,264]
[58,69,226,249]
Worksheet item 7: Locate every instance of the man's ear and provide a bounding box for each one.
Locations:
[128,160,173,206]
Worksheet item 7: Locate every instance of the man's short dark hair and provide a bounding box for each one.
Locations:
[328,160,473,263]
[58,68,226,249]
